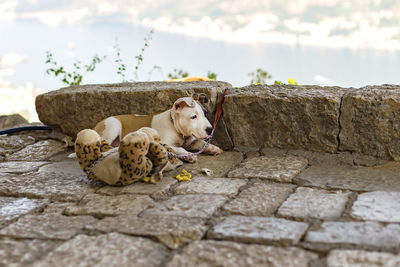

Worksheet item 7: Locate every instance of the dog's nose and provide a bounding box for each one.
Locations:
[206,127,213,135]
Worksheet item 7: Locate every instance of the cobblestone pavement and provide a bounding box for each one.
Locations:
[1,134,400,266]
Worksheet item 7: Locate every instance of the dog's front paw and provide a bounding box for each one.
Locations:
[205,144,222,155]
[183,154,198,163]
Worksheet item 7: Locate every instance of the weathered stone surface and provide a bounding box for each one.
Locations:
[88,215,207,249]
[65,194,155,217]
[0,197,48,227]
[97,177,177,197]
[223,182,295,216]
[0,114,28,130]
[0,135,35,155]
[0,161,48,174]
[34,233,168,267]
[340,85,400,160]
[227,156,308,182]
[351,191,400,223]
[38,159,85,177]
[327,249,400,267]
[223,85,345,152]
[171,152,244,178]
[35,81,231,137]
[7,140,66,161]
[0,213,97,240]
[278,187,350,220]
[0,171,99,202]
[0,237,60,267]
[294,164,400,192]
[305,221,400,250]
[167,240,318,267]
[142,194,228,218]
[173,177,247,196]
[209,215,308,245]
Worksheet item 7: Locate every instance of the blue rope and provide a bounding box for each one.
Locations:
[0,126,52,135]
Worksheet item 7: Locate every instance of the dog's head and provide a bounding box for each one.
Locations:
[172,94,213,140]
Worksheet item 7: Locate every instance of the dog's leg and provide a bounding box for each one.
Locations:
[185,140,222,155]
[100,117,122,147]
[169,146,198,163]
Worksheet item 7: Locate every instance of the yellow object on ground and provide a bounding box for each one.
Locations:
[142,176,151,183]
[166,76,214,82]
[175,169,192,182]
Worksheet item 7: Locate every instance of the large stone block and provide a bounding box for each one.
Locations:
[223,85,346,152]
[35,81,231,137]
[340,85,400,159]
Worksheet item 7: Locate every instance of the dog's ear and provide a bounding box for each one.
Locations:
[198,93,208,104]
[173,97,194,112]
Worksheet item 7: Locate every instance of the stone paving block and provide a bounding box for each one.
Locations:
[278,187,351,220]
[0,237,60,267]
[0,161,48,174]
[7,140,66,161]
[38,160,86,177]
[172,152,244,178]
[305,221,400,250]
[0,135,35,155]
[0,213,97,240]
[173,177,247,196]
[88,215,207,249]
[227,156,308,182]
[167,240,318,267]
[294,164,400,192]
[223,182,295,216]
[0,171,99,202]
[327,249,400,267]
[209,215,308,245]
[97,177,177,197]
[33,233,168,267]
[351,191,400,223]
[64,194,155,217]
[0,196,48,227]
[142,194,228,218]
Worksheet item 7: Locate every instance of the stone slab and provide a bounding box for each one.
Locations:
[141,194,228,218]
[0,197,48,227]
[88,215,207,249]
[0,237,60,267]
[173,177,247,196]
[340,85,400,160]
[0,161,48,174]
[97,177,177,198]
[278,187,351,220]
[64,194,155,217]
[33,233,168,267]
[170,152,244,178]
[223,182,295,216]
[0,171,99,202]
[294,164,400,192]
[38,160,86,177]
[7,140,66,161]
[351,191,400,223]
[305,221,400,250]
[0,135,35,155]
[167,240,318,267]
[0,213,97,240]
[227,156,308,182]
[0,114,28,130]
[223,85,344,153]
[209,215,308,245]
[35,81,231,137]
[327,249,400,267]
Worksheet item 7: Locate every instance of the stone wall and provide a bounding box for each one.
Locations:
[35,82,400,160]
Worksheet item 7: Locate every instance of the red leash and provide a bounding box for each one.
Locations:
[213,88,229,130]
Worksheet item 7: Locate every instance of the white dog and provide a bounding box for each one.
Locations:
[93,94,222,162]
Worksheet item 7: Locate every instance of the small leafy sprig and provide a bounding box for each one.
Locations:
[45,51,105,86]
[134,29,154,81]
[249,68,272,85]
[207,71,217,80]
[114,38,127,82]
[167,68,189,79]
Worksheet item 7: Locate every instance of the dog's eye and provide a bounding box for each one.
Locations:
[190,115,197,119]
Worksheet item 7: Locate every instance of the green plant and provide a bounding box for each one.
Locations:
[134,29,154,81]
[45,51,105,86]
[207,71,217,80]
[168,69,189,79]
[114,38,127,82]
[248,68,272,85]
[274,78,299,85]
